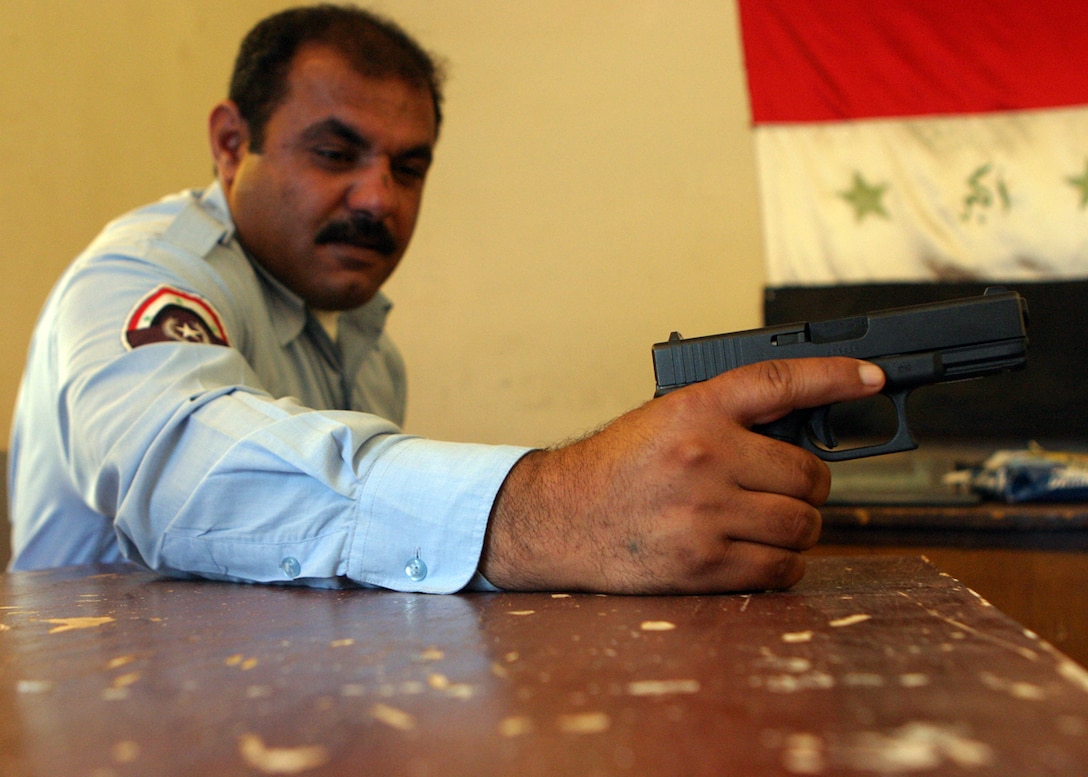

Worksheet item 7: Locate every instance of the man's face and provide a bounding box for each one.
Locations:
[219,45,437,311]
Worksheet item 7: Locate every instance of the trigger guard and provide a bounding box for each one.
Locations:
[802,390,919,462]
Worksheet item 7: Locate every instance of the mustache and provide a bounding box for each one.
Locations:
[315,215,398,257]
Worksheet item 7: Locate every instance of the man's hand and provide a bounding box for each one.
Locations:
[480,358,886,594]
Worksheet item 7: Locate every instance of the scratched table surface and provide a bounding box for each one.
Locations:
[2,556,1088,776]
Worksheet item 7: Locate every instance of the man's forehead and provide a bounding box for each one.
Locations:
[281,45,437,137]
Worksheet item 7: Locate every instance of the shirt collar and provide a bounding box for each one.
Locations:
[199,181,236,244]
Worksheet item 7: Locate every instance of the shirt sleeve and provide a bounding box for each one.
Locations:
[52,252,531,593]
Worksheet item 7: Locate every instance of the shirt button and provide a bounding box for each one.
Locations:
[405,555,428,582]
[280,557,302,579]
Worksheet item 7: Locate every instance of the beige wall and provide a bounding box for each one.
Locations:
[0,0,765,448]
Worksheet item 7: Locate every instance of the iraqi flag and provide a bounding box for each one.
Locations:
[737,0,1088,285]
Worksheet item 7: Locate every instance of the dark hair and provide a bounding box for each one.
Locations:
[229,4,445,151]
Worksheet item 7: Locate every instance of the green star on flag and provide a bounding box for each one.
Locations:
[839,171,889,221]
[1066,159,1088,209]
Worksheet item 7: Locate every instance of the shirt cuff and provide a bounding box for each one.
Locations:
[349,437,532,593]
[463,571,502,592]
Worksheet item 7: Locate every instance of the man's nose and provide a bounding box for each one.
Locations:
[346,158,395,217]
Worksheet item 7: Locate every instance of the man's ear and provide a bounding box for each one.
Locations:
[209,100,250,189]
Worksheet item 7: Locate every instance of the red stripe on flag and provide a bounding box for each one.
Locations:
[738,0,1088,123]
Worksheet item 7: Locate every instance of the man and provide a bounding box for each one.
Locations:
[7,5,885,593]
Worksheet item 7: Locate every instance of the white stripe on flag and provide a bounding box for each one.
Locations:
[756,105,1088,285]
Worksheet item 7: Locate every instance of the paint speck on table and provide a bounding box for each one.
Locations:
[557,712,611,734]
[626,679,700,696]
[640,621,676,632]
[370,703,417,732]
[238,733,330,774]
[829,614,872,628]
[44,616,115,634]
[499,716,534,738]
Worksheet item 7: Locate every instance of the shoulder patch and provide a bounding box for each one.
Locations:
[123,285,230,350]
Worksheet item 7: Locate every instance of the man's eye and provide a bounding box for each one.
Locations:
[312,147,355,165]
[392,160,430,184]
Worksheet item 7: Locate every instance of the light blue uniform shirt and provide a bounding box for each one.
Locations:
[8,183,529,591]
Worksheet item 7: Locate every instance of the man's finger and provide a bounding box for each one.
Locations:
[707,488,823,551]
[694,542,807,593]
[711,357,885,428]
[728,430,830,503]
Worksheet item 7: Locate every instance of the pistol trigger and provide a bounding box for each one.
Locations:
[807,406,838,451]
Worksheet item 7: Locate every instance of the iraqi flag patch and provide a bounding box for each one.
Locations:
[123,285,230,350]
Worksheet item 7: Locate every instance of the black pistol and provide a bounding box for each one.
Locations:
[651,288,1029,461]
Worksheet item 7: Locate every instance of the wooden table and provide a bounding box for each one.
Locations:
[3,557,1088,776]
[816,501,1088,671]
